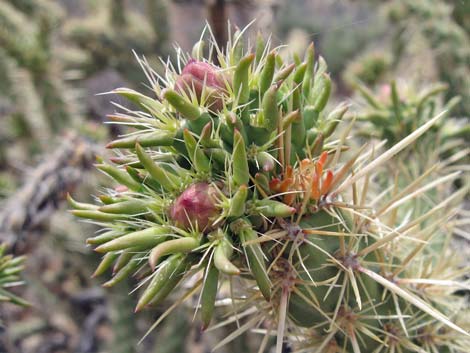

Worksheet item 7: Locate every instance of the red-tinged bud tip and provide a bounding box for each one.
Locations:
[169,182,220,232]
[175,60,228,112]
[262,160,275,172]
[227,112,237,124]
[114,185,129,193]
[181,59,226,88]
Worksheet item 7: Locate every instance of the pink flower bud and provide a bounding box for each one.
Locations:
[175,59,227,112]
[114,185,129,193]
[169,182,219,232]
[378,84,391,103]
[182,60,226,88]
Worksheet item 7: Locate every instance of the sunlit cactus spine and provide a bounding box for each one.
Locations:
[71,27,469,352]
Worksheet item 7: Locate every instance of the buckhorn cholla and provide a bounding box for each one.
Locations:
[70,27,469,352]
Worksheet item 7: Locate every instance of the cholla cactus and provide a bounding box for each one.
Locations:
[0,244,27,307]
[71,28,469,352]
[352,80,469,155]
[0,0,83,172]
[343,51,392,88]
[385,0,470,116]
[63,0,163,82]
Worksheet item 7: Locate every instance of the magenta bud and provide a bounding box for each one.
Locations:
[175,59,228,112]
[182,60,225,87]
[169,182,219,232]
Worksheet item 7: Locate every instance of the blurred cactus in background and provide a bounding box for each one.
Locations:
[385,0,470,116]
[343,51,392,89]
[276,1,386,90]
[351,81,467,149]
[0,0,84,198]
[449,0,470,35]
[72,27,469,352]
[64,0,168,84]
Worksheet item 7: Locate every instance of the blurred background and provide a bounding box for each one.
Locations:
[0,0,468,352]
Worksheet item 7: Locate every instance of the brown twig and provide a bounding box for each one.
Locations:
[0,133,97,254]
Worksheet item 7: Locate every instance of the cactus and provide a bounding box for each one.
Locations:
[63,0,162,84]
[72,27,469,352]
[0,0,83,171]
[385,0,470,116]
[0,244,27,307]
[351,80,467,148]
[343,51,392,88]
